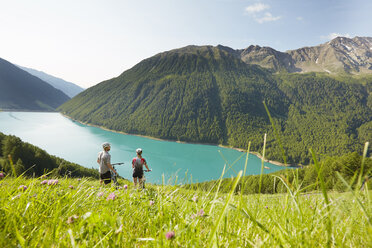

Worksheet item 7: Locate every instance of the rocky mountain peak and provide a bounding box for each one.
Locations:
[238,36,372,74]
[237,45,296,72]
[151,37,371,75]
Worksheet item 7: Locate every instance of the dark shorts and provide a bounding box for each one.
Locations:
[133,170,143,179]
[100,171,111,184]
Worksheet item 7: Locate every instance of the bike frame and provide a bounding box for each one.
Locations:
[110,163,124,187]
[141,169,151,189]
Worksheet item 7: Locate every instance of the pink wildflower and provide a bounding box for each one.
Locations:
[166,231,175,240]
[69,185,74,189]
[97,192,104,197]
[51,179,59,185]
[18,185,27,191]
[107,192,117,201]
[192,196,198,202]
[41,180,48,185]
[124,184,128,189]
[149,200,155,206]
[198,209,205,217]
[0,172,4,178]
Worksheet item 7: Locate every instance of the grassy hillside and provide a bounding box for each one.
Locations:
[0,58,70,111]
[0,175,371,247]
[59,46,371,164]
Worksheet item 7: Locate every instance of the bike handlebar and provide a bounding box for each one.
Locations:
[112,162,124,166]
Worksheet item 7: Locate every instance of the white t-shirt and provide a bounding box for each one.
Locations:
[97,151,111,174]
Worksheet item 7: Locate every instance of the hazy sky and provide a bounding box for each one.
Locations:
[1,0,371,88]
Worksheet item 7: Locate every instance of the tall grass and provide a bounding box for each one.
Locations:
[0,170,371,247]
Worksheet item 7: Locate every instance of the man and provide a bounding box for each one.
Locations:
[132,148,150,188]
[97,142,117,185]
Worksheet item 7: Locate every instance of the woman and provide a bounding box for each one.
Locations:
[132,148,150,188]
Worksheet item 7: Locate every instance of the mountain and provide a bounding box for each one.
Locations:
[236,45,298,72]
[236,36,372,74]
[0,57,70,111]
[58,45,372,164]
[18,66,84,98]
[59,46,287,145]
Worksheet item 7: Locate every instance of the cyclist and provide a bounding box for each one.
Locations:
[97,142,117,185]
[132,148,150,188]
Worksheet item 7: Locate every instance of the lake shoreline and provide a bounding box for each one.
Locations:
[60,113,299,168]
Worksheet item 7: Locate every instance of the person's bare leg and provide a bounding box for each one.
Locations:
[139,178,143,189]
[133,177,138,188]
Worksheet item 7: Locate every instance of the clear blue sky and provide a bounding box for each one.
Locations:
[0,0,371,88]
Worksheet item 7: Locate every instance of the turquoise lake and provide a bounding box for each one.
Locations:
[0,112,286,184]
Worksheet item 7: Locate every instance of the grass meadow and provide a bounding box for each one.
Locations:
[0,170,371,247]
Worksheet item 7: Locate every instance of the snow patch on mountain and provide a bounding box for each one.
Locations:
[344,45,352,51]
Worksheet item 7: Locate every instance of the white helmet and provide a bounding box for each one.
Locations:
[102,142,111,149]
[136,148,142,154]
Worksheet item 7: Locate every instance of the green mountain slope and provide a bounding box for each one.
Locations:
[271,73,372,163]
[0,57,70,111]
[59,46,287,145]
[58,46,372,164]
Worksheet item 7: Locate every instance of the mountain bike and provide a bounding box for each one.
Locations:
[141,169,152,189]
[111,162,124,187]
